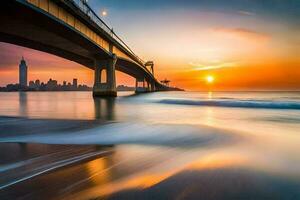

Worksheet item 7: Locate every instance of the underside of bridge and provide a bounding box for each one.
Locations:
[0,0,168,96]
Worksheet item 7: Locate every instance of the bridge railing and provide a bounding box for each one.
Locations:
[68,0,146,67]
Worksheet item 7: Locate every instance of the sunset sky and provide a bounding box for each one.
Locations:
[1,0,300,90]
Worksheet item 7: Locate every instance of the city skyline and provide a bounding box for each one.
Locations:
[0,57,148,92]
[0,57,91,91]
[0,50,96,87]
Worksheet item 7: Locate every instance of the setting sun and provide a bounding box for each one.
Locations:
[206,75,215,84]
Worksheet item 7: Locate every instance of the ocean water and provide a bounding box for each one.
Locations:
[0,91,300,199]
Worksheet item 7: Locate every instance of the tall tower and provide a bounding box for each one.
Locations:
[19,57,28,87]
[73,78,78,89]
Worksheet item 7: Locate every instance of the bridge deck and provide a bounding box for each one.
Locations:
[26,0,145,68]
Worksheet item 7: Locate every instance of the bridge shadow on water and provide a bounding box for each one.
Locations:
[93,97,116,121]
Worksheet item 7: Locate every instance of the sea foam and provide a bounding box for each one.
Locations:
[158,99,300,110]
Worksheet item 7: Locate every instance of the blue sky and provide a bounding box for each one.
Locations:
[89,0,300,21]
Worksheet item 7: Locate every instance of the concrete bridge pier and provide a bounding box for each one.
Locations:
[150,82,156,92]
[93,55,117,97]
[135,78,151,93]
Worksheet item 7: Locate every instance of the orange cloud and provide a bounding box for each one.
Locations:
[189,60,239,71]
[214,28,270,42]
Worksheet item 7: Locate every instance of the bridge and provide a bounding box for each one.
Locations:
[0,0,171,96]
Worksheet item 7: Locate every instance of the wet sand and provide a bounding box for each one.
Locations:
[0,143,113,190]
[1,147,300,200]
[0,116,116,193]
[105,168,300,200]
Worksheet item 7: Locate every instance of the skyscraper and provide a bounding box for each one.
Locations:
[19,57,28,87]
[73,78,78,89]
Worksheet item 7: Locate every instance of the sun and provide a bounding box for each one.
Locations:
[206,75,215,84]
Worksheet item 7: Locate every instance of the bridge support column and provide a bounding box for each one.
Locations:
[135,78,151,93]
[93,55,117,97]
[150,82,156,92]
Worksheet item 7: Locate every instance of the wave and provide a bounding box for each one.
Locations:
[0,123,236,148]
[157,99,300,110]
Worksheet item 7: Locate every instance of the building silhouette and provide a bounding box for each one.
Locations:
[19,57,28,87]
[73,78,78,89]
[46,78,58,90]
